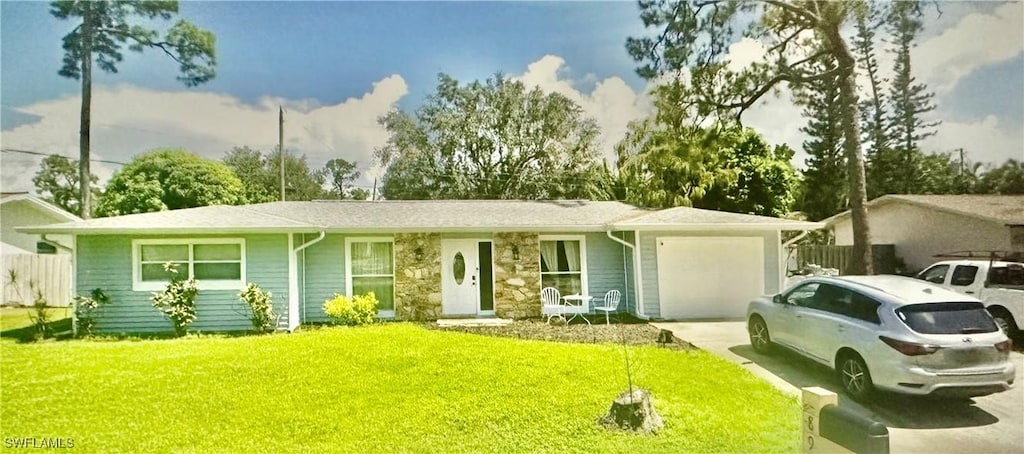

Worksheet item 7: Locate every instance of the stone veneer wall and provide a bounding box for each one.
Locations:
[394,233,442,320]
[493,232,541,319]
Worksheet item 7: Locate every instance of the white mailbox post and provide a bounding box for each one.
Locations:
[802,387,848,453]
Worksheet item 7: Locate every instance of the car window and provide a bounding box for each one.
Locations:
[896,302,998,334]
[848,293,881,324]
[807,284,853,315]
[950,266,979,286]
[785,283,820,307]
[919,265,949,284]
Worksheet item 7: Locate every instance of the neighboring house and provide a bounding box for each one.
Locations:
[825,195,1024,272]
[1,192,80,256]
[1,192,81,307]
[20,200,820,332]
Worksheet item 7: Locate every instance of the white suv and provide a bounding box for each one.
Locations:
[747,275,1015,400]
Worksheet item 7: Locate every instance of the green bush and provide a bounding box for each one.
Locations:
[73,288,109,336]
[239,283,276,333]
[150,263,198,336]
[323,292,379,326]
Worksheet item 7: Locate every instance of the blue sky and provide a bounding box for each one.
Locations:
[1,1,1022,193]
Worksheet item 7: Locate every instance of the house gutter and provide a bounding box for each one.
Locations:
[605,230,648,319]
[289,231,326,332]
[41,234,76,335]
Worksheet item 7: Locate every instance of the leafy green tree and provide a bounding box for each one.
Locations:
[617,115,795,216]
[32,154,99,217]
[223,147,327,202]
[97,149,244,217]
[51,0,216,219]
[376,73,606,200]
[324,158,362,199]
[627,1,878,273]
[975,160,1024,195]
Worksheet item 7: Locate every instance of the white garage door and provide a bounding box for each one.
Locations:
[656,237,765,319]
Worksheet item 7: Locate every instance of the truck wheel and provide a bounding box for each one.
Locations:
[989,308,1020,341]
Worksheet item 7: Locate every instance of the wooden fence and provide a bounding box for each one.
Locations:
[2,254,73,307]
[791,244,898,275]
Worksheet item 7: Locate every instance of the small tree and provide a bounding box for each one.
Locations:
[150,262,198,336]
[239,283,276,333]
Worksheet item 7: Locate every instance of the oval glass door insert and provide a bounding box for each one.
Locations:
[453,252,466,284]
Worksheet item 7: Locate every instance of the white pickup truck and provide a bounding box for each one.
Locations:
[917,259,1024,338]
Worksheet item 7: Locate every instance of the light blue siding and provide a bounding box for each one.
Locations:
[78,234,289,333]
[639,230,781,319]
[583,232,632,315]
[300,234,346,323]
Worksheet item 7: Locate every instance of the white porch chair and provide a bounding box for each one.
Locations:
[594,290,621,325]
[541,287,564,324]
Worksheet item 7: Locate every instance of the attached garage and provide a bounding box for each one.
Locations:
[655,237,765,319]
[611,206,821,321]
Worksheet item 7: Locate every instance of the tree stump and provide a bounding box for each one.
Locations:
[600,389,664,433]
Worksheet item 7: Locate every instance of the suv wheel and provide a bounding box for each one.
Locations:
[749,316,772,354]
[838,353,874,401]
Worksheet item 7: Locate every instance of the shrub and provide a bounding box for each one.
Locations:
[239,283,277,333]
[323,292,379,326]
[73,288,110,336]
[150,262,198,336]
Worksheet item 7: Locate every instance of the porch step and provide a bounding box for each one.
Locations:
[436,318,513,328]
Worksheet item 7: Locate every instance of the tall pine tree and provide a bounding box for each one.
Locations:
[794,56,847,221]
[882,0,939,196]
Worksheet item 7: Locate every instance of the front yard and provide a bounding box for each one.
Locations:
[1,323,800,452]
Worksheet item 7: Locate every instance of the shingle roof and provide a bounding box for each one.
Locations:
[19,199,824,234]
[19,204,310,234]
[823,194,1024,226]
[247,200,647,231]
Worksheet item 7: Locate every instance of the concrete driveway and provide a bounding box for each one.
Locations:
[654,321,1024,454]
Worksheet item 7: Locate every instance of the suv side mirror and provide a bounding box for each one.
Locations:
[772,294,785,304]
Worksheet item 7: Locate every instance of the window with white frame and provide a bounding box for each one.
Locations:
[539,237,587,296]
[347,239,395,314]
[133,239,245,291]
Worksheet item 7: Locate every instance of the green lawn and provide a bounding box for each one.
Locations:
[1,324,799,452]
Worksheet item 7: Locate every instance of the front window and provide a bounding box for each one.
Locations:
[348,240,395,314]
[133,239,244,291]
[540,238,586,296]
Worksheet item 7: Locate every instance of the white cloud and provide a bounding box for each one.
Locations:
[1,76,408,194]
[514,55,653,165]
[914,2,1024,94]
[923,115,1024,165]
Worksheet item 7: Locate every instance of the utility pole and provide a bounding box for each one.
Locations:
[279,106,285,201]
[371,177,377,201]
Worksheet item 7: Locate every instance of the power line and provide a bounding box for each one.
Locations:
[1,148,127,166]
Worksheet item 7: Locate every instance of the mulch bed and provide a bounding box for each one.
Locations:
[426,315,694,351]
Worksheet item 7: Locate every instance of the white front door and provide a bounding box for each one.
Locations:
[441,239,480,315]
